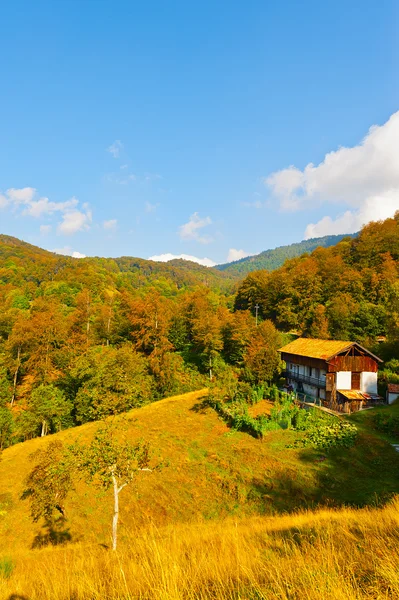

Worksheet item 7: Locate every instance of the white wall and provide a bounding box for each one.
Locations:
[336,371,351,390]
[388,392,399,405]
[360,372,378,394]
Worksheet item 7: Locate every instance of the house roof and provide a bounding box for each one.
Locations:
[337,390,365,401]
[279,337,382,362]
[388,384,399,394]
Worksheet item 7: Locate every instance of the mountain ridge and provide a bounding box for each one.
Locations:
[0,232,358,284]
[216,233,357,274]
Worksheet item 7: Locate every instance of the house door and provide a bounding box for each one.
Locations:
[351,372,361,390]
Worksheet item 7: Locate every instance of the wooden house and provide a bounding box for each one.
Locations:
[279,338,382,411]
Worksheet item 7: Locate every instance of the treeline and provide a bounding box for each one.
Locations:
[235,214,399,349]
[217,234,355,275]
[0,236,283,446]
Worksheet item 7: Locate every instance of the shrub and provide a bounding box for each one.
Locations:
[208,385,358,450]
[373,412,399,438]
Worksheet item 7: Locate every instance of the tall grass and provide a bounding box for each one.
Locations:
[3,497,399,599]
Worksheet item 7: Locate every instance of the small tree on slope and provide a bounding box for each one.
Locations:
[72,424,157,550]
[23,424,160,551]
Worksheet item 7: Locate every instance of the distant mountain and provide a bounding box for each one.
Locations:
[216,234,357,275]
[0,234,236,292]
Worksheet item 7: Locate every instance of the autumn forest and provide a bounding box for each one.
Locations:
[1,214,399,448]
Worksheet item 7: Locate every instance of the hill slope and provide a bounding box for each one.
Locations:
[1,389,398,552]
[217,233,356,275]
[0,390,398,599]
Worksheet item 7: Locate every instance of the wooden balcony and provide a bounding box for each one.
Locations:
[283,369,326,389]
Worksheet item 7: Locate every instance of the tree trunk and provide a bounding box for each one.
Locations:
[11,345,21,406]
[41,420,47,437]
[106,296,114,347]
[112,475,119,551]
[86,292,91,348]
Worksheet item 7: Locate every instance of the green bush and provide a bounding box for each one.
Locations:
[373,412,399,438]
[208,385,358,450]
[304,421,358,449]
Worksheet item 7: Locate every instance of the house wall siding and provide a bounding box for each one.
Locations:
[328,356,378,373]
[360,372,378,394]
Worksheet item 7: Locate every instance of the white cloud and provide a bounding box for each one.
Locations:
[264,111,399,237]
[179,212,213,244]
[4,187,78,218]
[227,248,252,262]
[1,188,92,236]
[7,187,36,204]
[53,247,86,259]
[23,196,78,218]
[149,253,216,267]
[107,140,123,158]
[40,225,52,235]
[103,219,117,231]
[57,206,92,235]
[305,191,399,238]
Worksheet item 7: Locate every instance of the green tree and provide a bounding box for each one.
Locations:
[23,426,161,551]
[22,440,72,522]
[0,407,14,449]
[28,384,72,437]
[71,345,154,423]
[72,425,158,550]
[0,365,11,405]
[243,320,282,384]
[222,310,254,365]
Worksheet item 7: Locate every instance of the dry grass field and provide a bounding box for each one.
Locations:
[0,390,398,599]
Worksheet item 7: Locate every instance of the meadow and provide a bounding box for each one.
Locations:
[0,390,398,599]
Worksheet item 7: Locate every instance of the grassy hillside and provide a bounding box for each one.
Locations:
[0,390,398,598]
[217,233,356,275]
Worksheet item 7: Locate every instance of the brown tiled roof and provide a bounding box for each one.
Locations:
[279,337,382,362]
[388,384,399,393]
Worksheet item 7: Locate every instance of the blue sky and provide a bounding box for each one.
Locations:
[0,0,398,265]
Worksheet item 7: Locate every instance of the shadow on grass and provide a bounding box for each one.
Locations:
[191,399,211,414]
[8,595,30,600]
[32,516,72,549]
[197,398,399,512]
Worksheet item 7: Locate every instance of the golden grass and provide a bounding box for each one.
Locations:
[2,498,399,599]
[0,389,399,598]
[248,399,273,418]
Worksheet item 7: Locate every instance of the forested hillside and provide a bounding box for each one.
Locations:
[235,214,399,352]
[217,233,356,274]
[0,234,279,446]
[0,216,398,449]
